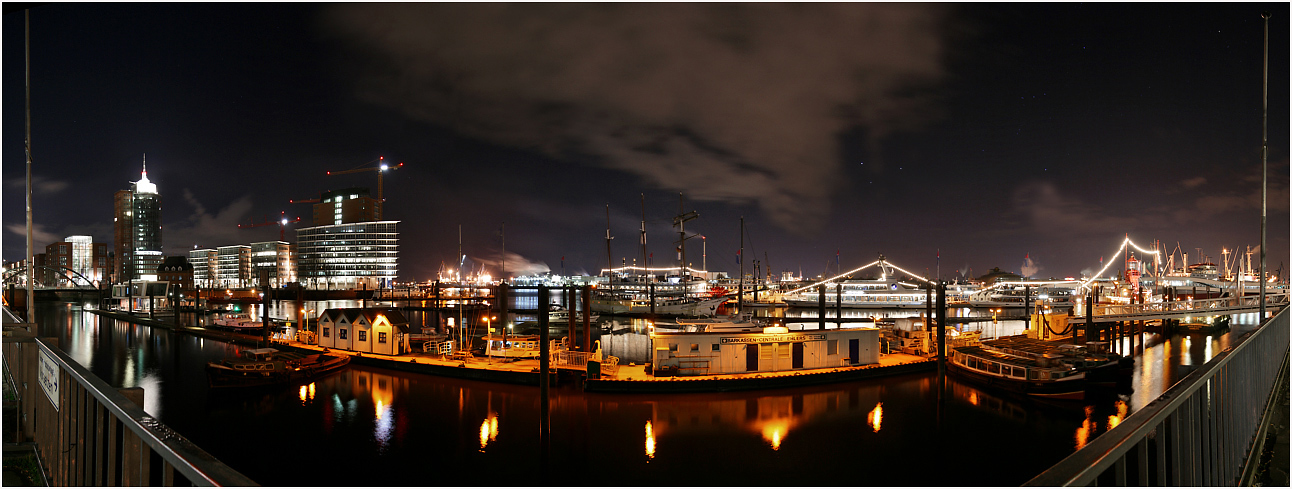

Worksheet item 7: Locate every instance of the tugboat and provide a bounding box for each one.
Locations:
[206,348,350,389]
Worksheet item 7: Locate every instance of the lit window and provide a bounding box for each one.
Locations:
[379,332,387,344]
[358,331,367,342]
[339,329,347,340]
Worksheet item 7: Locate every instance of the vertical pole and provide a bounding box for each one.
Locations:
[582,286,591,352]
[817,283,826,330]
[571,284,581,349]
[835,283,842,328]
[1023,285,1031,331]
[649,281,656,321]
[499,284,508,353]
[936,281,946,376]
[1084,289,1093,345]
[262,274,271,341]
[537,284,550,483]
[25,10,35,324]
[738,217,744,313]
[1259,11,1269,320]
[925,282,932,331]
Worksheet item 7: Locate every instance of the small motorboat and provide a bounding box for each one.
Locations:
[206,348,350,389]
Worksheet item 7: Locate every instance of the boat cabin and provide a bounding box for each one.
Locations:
[240,348,278,361]
[650,325,880,376]
[482,334,545,358]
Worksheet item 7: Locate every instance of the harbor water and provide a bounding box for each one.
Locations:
[32,299,1265,486]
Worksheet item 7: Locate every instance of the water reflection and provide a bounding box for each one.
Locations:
[29,301,1269,487]
[644,420,655,459]
[867,402,883,433]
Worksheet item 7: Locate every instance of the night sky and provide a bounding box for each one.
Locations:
[4,3,1289,283]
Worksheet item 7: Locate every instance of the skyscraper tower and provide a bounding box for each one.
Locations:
[113,156,163,282]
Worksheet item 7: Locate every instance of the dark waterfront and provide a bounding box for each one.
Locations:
[36,301,1264,486]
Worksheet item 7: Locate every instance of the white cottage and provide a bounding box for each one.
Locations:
[650,325,879,376]
[317,308,411,356]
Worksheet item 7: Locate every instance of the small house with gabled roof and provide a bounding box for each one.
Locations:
[317,308,411,355]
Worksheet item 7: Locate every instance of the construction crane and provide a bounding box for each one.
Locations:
[238,211,302,241]
[326,156,403,220]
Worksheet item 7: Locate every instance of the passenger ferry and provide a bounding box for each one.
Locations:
[591,293,727,317]
[782,278,929,309]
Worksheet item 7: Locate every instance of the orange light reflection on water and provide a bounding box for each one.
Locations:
[867,402,883,433]
[1075,405,1095,449]
[645,420,655,459]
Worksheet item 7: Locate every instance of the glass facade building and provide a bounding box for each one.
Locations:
[296,221,398,289]
[216,245,251,288]
[189,249,218,288]
[113,161,163,282]
[251,241,297,288]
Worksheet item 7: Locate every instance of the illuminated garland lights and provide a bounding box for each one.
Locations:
[1078,236,1159,291]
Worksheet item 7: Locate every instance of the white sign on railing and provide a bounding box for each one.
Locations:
[38,349,60,411]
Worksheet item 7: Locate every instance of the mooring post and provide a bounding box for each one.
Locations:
[818,283,826,330]
[936,281,947,377]
[567,285,577,350]
[835,283,842,328]
[537,284,550,482]
[925,282,932,330]
[1023,285,1031,331]
[649,281,656,323]
[582,286,592,352]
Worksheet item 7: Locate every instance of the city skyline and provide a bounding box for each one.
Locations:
[4,3,1289,282]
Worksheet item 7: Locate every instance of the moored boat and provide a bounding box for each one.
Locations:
[482,334,544,358]
[947,345,1088,400]
[206,348,350,389]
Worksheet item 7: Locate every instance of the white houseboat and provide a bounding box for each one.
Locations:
[649,324,880,376]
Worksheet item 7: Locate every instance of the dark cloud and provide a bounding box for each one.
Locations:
[323,3,949,235]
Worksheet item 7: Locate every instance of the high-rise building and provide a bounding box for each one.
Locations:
[311,187,380,226]
[45,236,109,286]
[251,241,297,288]
[113,158,163,282]
[216,245,251,288]
[296,221,398,289]
[189,248,218,288]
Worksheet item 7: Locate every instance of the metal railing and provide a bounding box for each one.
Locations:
[552,350,620,375]
[1025,306,1290,486]
[3,324,256,486]
[1093,292,1289,317]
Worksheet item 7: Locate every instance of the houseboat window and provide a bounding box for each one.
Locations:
[987,362,1000,374]
[322,327,330,338]
[711,344,720,352]
[690,344,699,352]
[761,345,773,359]
[669,343,678,352]
[778,343,790,359]
[379,332,387,344]
[827,339,838,355]
[339,329,348,340]
[1029,370,1039,380]
[1040,371,1050,380]
[359,331,367,342]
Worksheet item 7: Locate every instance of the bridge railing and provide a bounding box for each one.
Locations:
[3,322,257,486]
[1094,292,1289,317]
[1025,306,1289,486]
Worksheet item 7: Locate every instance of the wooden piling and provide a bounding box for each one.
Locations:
[582,286,591,352]
[818,283,826,330]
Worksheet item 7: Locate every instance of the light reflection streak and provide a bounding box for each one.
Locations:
[867,402,883,433]
[645,420,655,459]
[479,413,499,450]
[1107,400,1128,431]
[1075,405,1095,450]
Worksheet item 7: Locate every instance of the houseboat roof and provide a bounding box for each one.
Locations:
[319,308,412,333]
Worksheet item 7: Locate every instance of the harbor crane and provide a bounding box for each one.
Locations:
[238,211,302,241]
[326,156,403,220]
